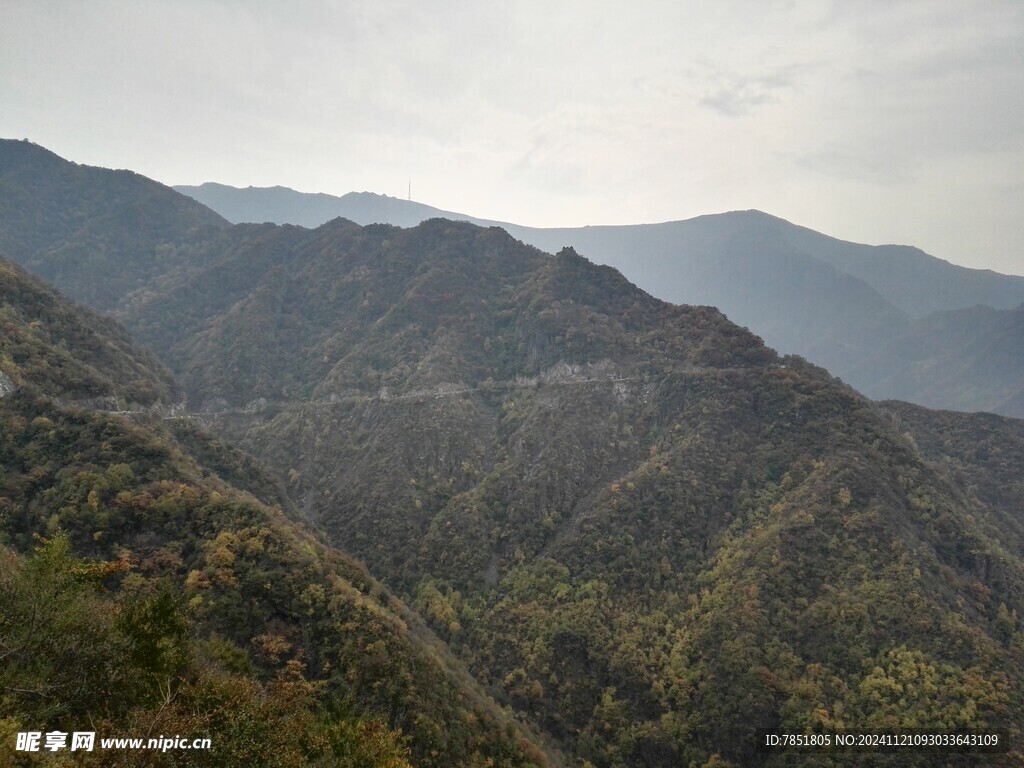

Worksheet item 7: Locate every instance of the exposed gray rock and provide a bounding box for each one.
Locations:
[0,370,16,398]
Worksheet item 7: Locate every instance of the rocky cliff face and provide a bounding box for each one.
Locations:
[0,369,15,398]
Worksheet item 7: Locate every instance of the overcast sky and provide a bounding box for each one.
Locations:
[3,0,1023,274]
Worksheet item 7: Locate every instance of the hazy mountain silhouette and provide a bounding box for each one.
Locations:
[854,303,1024,418]
[176,181,491,229]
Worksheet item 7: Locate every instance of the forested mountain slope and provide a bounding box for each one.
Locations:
[107,215,1024,766]
[0,252,557,768]
[176,181,1024,416]
[879,400,1024,535]
[0,139,229,310]
[179,182,1024,323]
[0,256,178,405]
[4,142,1024,765]
[121,219,770,410]
[8,140,1024,417]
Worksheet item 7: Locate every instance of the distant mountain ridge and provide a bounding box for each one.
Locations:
[174,182,1024,318]
[176,181,480,230]
[855,303,1024,417]
[176,181,1024,416]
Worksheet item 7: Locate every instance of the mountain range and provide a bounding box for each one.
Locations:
[3,139,1024,766]
[177,181,1024,417]
[0,248,555,768]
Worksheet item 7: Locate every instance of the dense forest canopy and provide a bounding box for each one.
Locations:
[0,252,556,768]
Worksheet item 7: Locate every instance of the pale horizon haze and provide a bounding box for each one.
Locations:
[2,0,1023,274]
